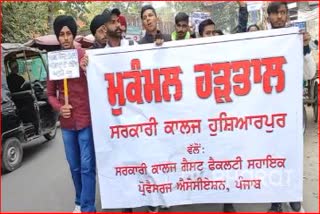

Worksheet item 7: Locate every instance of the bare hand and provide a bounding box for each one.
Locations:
[155,38,164,46]
[154,30,164,46]
[60,104,73,119]
[80,54,88,71]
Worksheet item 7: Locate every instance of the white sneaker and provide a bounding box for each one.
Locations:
[73,205,81,213]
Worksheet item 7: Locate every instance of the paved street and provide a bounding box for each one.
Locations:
[1,107,318,212]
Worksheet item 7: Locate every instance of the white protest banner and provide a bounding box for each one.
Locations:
[47,49,79,80]
[87,28,303,209]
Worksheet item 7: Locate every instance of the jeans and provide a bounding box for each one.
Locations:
[61,126,96,212]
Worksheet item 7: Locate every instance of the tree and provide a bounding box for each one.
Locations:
[85,2,114,23]
[2,2,48,43]
[47,2,90,33]
[85,1,148,19]
[2,2,90,43]
[156,6,175,22]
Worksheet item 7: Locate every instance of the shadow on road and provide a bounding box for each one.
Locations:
[2,138,56,176]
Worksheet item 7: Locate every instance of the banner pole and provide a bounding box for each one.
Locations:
[63,78,69,105]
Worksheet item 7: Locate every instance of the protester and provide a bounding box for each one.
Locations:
[266,2,316,211]
[121,7,169,212]
[82,9,136,62]
[171,12,191,40]
[267,1,316,90]
[193,16,238,214]
[198,20,224,37]
[138,5,171,45]
[83,7,137,214]
[81,9,136,88]
[198,19,216,38]
[90,14,109,48]
[47,15,96,213]
[111,8,128,38]
[236,1,249,33]
[115,7,171,212]
[81,10,136,212]
[46,3,315,213]
[139,6,172,212]
[104,9,136,47]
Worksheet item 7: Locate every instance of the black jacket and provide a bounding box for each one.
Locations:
[7,73,25,92]
[138,31,171,44]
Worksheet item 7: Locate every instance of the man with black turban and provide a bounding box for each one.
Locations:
[47,15,97,213]
[53,15,78,49]
[90,13,110,48]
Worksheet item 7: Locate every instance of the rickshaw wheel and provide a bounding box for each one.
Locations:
[2,137,23,172]
[313,84,318,123]
[44,125,57,141]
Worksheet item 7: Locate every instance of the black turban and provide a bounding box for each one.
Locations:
[53,15,77,39]
[90,14,109,35]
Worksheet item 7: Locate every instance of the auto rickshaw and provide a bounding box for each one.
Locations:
[1,43,59,172]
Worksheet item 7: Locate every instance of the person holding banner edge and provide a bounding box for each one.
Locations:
[81,7,166,213]
[81,8,167,212]
[198,1,247,38]
[74,2,315,213]
[236,1,249,33]
[122,6,171,213]
[46,15,97,213]
[266,2,316,212]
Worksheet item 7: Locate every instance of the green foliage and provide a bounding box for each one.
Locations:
[85,2,113,22]
[1,1,245,43]
[156,6,175,22]
[2,2,48,43]
[47,2,90,33]
[85,1,148,20]
[167,2,206,14]
[2,2,90,43]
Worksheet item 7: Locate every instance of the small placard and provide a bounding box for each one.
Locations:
[291,21,307,31]
[48,49,80,80]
